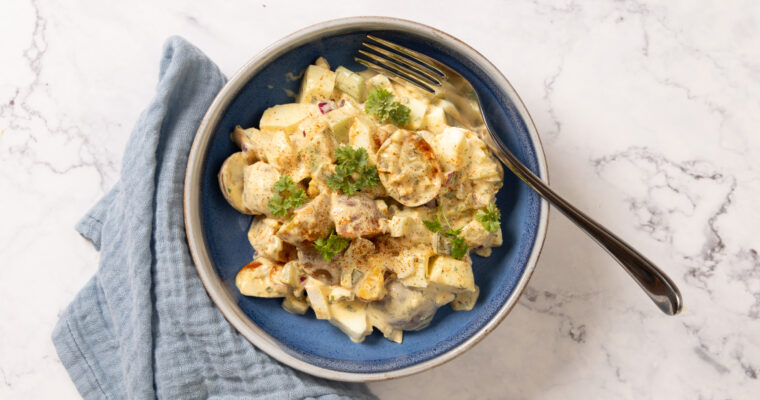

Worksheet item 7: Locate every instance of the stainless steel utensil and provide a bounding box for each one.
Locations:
[356,35,683,315]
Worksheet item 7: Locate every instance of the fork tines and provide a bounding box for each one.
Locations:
[355,35,445,94]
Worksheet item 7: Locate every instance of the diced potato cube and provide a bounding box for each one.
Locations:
[451,285,479,311]
[348,117,374,154]
[424,106,448,134]
[248,216,288,262]
[355,265,386,301]
[277,192,333,244]
[328,301,372,343]
[366,74,394,93]
[242,162,280,216]
[392,246,432,280]
[406,96,428,130]
[298,65,336,103]
[282,294,310,315]
[304,277,331,319]
[399,261,428,289]
[335,66,365,101]
[255,129,298,173]
[435,127,469,171]
[292,130,336,181]
[460,220,493,248]
[260,103,319,133]
[235,258,288,298]
[428,256,476,292]
[388,215,414,237]
[393,83,429,129]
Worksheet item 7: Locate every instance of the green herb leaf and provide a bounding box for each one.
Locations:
[450,235,468,259]
[423,219,442,233]
[364,88,411,126]
[326,146,380,196]
[313,230,351,261]
[422,200,468,259]
[475,203,501,232]
[267,176,308,217]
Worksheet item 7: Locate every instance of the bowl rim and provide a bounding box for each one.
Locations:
[184,16,549,382]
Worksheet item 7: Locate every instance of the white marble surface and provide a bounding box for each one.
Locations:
[2,0,759,398]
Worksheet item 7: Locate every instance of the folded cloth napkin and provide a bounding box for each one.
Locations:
[52,36,376,400]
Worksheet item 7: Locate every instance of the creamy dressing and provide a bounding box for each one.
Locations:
[220,59,504,343]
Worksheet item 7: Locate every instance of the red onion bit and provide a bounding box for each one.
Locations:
[318,101,335,114]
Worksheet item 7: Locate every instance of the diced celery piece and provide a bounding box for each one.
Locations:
[326,107,356,143]
[335,66,365,101]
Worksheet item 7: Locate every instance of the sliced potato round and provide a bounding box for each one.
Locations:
[376,129,442,207]
[218,152,253,214]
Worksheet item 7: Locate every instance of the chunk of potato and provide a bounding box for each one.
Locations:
[260,103,319,133]
[366,74,394,94]
[297,65,336,103]
[277,192,333,244]
[424,105,448,134]
[248,216,289,262]
[434,127,469,172]
[304,277,331,320]
[235,258,289,298]
[241,162,280,216]
[428,255,476,293]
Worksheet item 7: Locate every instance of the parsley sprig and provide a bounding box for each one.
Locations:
[268,176,307,217]
[423,203,468,259]
[475,203,501,232]
[326,146,380,196]
[313,230,351,261]
[364,88,411,126]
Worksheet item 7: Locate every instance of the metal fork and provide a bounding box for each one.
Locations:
[356,35,683,315]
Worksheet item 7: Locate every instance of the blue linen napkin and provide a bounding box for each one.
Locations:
[52,36,376,400]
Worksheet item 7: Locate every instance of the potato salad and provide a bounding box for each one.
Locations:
[218,57,504,343]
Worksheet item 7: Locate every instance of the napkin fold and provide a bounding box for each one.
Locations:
[52,36,375,400]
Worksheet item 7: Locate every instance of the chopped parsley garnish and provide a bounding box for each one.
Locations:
[326,146,380,196]
[364,88,411,126]
[313,230,351,261]
[268,176,307,217]
[423,202,468,259]
[475,203,501,232]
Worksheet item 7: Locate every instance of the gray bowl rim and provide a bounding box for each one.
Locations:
[184,16,550,382]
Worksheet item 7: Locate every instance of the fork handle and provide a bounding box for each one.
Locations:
[489,138,683,315]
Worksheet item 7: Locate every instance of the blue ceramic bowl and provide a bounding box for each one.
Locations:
[185,17,549,381]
